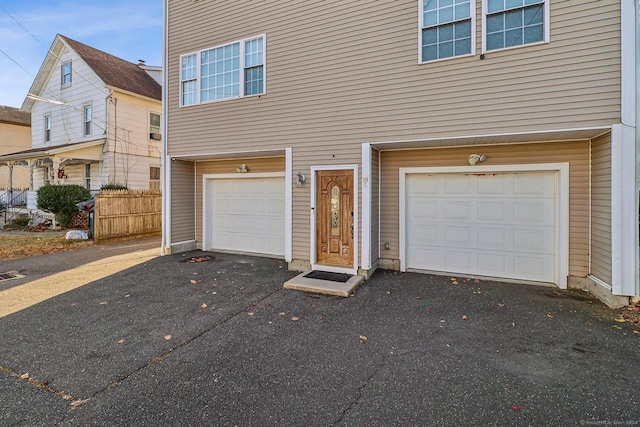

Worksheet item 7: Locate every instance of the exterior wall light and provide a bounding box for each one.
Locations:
[468,154,487,166]
[236,164,248,173]
[296,171,306,187]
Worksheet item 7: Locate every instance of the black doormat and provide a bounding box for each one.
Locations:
[303,270,352,283]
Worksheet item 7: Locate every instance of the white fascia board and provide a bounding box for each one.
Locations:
[610,124,638,296]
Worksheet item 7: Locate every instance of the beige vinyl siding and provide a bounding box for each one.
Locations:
[170,160,196,243]
[167,1,620,156]
[193,157,285,248]
[590,133,612,284]
[379,141,590,278]
[370,148,380,266]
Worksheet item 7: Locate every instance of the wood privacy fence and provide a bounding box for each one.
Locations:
[93,190,161,242]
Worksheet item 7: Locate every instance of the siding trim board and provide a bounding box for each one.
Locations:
[398,163,569,289]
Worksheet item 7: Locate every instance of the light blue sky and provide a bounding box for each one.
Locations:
[0,0,162,109]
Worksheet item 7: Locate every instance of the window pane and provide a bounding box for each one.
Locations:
[439,6,454,23]
[245,66,263,95]
[439,41,454,58]
[524,4,543,25]
[439,24,453,42]
[454,3,469,20]
[523,24,543,43]
[454,20,471,39]
[504,28,522,47]
[422,27,438,45]
[488,0,505,13]
[486,32,504,50]
[506,0,523,9]
[424,0,437,11]
[424,10,438,26]
[486,14,504,33]
[455,37,471,55]
[423,44,438,61]
[505,10,522,29]
[440,0,453,6]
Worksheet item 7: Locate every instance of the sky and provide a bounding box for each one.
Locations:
[0,0,163,109]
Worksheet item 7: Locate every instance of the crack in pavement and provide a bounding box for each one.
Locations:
[51,286,286,424]
[332,354,388,426]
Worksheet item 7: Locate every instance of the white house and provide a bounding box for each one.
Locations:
[0,34,162,213]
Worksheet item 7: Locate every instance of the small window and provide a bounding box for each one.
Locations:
[83,105,92,137]
[61,60,72,88]
[485,0,546,51]
[85,164,91,190]
[180,35,265,106]
[149,166,160,191]
[44,115,52,142]
[420,0,474,62]
[149,112,161,140]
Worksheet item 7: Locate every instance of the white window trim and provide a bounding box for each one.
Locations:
[44,114,52,143]
[180,34,266,107]
[418,0,476,64]
[481,0,549,54]
[149,110,161,140]
[399,163,569,289]
[61,60,72,88]
[83,104,92,137]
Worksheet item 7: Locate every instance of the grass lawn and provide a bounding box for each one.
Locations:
[0,233,94,260]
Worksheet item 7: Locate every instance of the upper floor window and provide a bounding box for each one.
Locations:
[61,60,72,88]
[420,0,473,62]
[180,35,265,106]
[44,115,52,142]
[149,112,161,140]
[83,105,92,137]
[485,0,546,51]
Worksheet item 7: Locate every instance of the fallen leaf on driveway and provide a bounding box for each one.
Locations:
[247,312,255,316]
[201,303,208,309]
[498,303,505,307]
[190,279,198,284]
[614,317,626,323]
[99,301,108,305]
[546,313,554,318]
[117,339,126,344]
[279,312,286,316]
[461,315,468,320]
[359,335,367,343]
[291,317,300,321]
[164,335,172,340]
[511,405,521,412]
[19,373,29,380]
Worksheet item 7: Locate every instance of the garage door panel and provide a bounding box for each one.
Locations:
[208,177,285,257]
[406,172,556,283]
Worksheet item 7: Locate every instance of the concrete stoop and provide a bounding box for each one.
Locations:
[283,271,364,297]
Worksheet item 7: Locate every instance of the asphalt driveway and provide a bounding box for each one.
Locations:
[0,243,638,426]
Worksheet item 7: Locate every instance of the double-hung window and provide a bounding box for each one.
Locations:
[61,60,72,88]
[44,115,52,142]
[420,0,473,62]
[485,0,546,51]
[180,35,265,106]
[83,105,92,137]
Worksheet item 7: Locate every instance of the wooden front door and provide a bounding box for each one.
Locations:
[316,169,354,266]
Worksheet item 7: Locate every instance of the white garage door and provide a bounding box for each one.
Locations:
[208,177,285,257]
[405,172,556,283]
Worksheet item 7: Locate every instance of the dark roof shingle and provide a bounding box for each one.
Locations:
[0,105,30,126]
[60,35,161,101]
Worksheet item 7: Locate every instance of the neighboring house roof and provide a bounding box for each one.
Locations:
[0,140,104,162]
[0,105,30,127]
[22,34,161,111]
[60,35,161,101]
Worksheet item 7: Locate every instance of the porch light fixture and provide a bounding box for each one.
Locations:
[236,164,248,173]
[296,171,306,187]
[468,154,487,166]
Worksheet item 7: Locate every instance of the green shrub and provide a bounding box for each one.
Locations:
[100,182,129,191]
[37,184,91,228]
[11,216,29,228]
